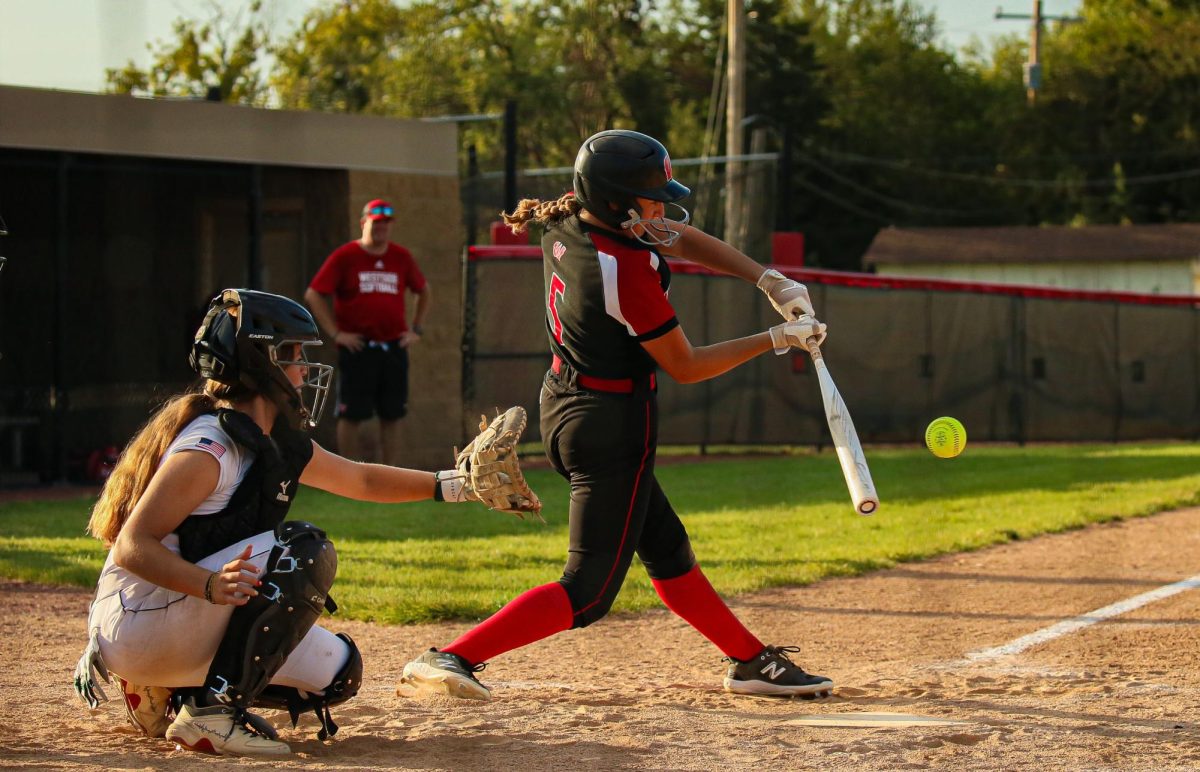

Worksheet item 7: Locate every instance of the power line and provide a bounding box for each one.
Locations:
[796,153,1000,218]
[792,176,894,225]
[814,146,1200,189]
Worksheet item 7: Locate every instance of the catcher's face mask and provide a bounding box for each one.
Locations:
[270,340,333,430]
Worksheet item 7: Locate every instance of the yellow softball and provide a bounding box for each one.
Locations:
[925,416,967,459]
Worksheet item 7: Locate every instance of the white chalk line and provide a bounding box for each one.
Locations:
[965,572,1200,662]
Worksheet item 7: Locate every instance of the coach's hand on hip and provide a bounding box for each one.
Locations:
[335,330,365,352]
[400,327,422,348]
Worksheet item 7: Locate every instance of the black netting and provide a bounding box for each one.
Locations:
[1115,303,1200,439]
[464,258,1200,446]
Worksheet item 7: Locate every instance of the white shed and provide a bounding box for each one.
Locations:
[862,224,1200,295]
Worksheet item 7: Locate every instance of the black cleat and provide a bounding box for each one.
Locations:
[400,648,491,701]
[723,645,834,697]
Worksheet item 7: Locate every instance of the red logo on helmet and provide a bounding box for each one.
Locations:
[664,155,673,180]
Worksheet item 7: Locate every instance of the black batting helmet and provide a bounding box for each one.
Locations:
[573,130,691,230]
[190,289,333,429]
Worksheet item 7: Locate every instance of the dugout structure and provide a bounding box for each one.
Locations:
[0,85,463,484]
[464,246,1200,446]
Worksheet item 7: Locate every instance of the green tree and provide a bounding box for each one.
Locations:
[270,1,700,172]
[1029,0,1200,223]
[101,0,1200,267]
[105,1,269,104]
[952,0,1200,228]
[788,0,1002,267]
[270,0,407,113]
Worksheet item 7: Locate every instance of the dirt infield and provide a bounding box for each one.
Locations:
[4,508,1200,770]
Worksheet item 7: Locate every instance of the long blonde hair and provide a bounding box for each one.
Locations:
[501,192,582,234]
[87,380,247,546]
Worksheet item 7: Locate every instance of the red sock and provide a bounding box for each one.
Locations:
[652,565,763,661]
[443,582,574,666]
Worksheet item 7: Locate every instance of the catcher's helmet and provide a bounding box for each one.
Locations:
[573,130,691,236]
[190,289,333,429]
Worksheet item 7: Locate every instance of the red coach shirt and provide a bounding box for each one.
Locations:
[309,241,427,341]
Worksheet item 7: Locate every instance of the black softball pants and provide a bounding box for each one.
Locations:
[539,367,697,629]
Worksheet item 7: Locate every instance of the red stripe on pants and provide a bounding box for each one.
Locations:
[575,399,653,618]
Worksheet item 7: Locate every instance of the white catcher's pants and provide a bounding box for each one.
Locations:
[87,530,350,693]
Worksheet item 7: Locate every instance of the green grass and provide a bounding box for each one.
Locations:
[3,443,1199,625]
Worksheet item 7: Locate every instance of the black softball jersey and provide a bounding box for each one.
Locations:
[541,215,679,380]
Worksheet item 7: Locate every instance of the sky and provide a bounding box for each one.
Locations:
[0,0,1084,94]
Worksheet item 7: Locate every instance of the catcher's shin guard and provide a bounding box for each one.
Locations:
[254,632,363,740]
[201,521,337,709]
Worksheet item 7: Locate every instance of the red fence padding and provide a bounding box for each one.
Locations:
[466,245,1199,307]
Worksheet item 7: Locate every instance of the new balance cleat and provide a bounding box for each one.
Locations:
[723,645,834,697]
[164,699,290,756]
[118,678,174,737]
[400,648,491,701]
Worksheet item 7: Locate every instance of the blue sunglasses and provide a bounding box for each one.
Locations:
[367,206,394,217]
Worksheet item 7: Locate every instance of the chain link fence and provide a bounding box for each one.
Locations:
[463,255,1200,447]
[462,154,780,260]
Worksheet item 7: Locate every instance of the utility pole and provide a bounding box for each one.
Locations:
[503,99,518,214]
[995,1,1083,105]
[724,0,745,250]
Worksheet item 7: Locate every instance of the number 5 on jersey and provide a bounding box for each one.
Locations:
[548,273,566,344]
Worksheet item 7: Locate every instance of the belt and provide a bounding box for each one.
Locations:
[365,339,402,351]
[551,355,655,394]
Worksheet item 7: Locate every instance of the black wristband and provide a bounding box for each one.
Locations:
[411,324,424,336]
[433,471,444,501]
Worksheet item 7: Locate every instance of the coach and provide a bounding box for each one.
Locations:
[304,199,431,465]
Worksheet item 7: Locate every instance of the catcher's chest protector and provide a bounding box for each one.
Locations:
[175,409,314,563]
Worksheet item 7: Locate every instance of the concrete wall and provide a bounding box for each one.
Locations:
[877,260,1198,295]
[0,84,455,174]
[0,85,466,480]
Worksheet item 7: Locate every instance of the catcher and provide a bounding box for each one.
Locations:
[399,129,832,702]
[73,288,538,757]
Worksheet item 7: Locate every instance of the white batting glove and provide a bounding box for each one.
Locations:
[757,268,816,321]
[769,315,827,354]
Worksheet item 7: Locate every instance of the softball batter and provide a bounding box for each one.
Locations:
[402,129,832,700]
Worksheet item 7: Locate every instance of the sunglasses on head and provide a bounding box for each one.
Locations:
[368,206,394,217]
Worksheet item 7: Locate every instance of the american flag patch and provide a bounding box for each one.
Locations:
[195,437,226,458]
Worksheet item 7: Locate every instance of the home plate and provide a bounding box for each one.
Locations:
[784,712,965,728]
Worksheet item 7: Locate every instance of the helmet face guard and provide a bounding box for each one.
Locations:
[573,129,691,245]
[619,202,690,248]
[191,289,333,430]
[269,337,334,429]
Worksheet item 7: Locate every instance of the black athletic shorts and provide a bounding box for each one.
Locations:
[336,341,409,421]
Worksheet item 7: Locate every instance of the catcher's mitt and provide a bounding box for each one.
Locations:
[455,406,543,521]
